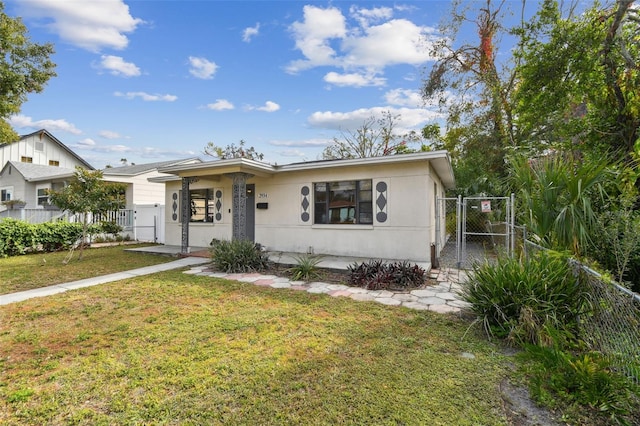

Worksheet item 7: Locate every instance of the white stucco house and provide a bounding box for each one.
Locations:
[155,151,455,265]
[0,129,94,210]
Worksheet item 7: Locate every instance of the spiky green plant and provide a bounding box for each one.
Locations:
[287,254,324,281]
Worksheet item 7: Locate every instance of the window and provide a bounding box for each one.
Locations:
[49,160,60,166]
[37,187,50,206]
[35,141,44,152]
[314,180,373,225]
[183,189,215,222]
[1,188,12,202]
[21,156,33,163]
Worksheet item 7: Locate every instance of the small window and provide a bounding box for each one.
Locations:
[1,188,12,202]
[35,141,44,152]
[314,180,373,225]
[37,187,49,206]
[21,156,33,163]
[49,160,60,166]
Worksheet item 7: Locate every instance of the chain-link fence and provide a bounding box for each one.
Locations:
[524,240,640,385]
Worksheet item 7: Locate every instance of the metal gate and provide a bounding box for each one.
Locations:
[435,194,515,269]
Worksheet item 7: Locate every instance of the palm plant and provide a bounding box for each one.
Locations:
[508,153,609,256]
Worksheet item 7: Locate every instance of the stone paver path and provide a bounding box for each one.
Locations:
[184,266,471,314]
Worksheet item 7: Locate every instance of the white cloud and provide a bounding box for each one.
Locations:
[246,101,281,112]
[96,55,141,77]
[349,6,393,27]
[341,19,437,68]
[258,101,280,112]
[99,130,122,139]
[307,107,443,134]
[287,5,347,73]
[206,99,234,111]
[243,23,260,42]
[17,0,143,52]
[188,56,218,79]
[384,88,424,107]
[114,91,177,102]
[324,71,385,87]
[78,138,96,146]
[8,114,82,134]
[286,5,440,81]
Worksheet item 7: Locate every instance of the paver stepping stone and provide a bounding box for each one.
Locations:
[375,297,402,306]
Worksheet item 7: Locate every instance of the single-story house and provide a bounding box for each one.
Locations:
[155,151,455,265]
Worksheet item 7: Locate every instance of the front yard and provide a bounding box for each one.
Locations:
[0,244,174,295]
[1,267,512,425]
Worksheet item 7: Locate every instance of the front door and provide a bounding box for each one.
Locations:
[245,184,255,241]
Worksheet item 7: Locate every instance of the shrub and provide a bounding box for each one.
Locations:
[519,340,640,425]
[99,220,123,240]
[348,259,425,290]
[209,239,269,273]
[461,251,588,346]
[0,218,34,257]
[33,221,83,252]
[287,254,323,281]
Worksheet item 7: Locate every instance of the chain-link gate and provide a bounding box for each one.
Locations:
[435,195,515,269]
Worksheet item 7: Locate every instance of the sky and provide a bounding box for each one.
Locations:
[6,0,476,169]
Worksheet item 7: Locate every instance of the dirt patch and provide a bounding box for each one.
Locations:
[500,377,562,426]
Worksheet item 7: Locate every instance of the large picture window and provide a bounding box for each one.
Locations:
[314,180,373,225]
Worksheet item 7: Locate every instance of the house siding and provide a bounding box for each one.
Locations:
[163,159,443,262]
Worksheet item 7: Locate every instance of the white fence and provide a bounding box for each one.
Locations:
[0,204,165,243]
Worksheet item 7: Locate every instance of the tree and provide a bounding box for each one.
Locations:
[204,139,264,160]
[322,111,421,159]
[0,2,56,141]
[422,0,521,194]
[513,0,640,166]
[48,168,126,260]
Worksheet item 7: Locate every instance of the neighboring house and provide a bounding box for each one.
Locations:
[100,158,201,243]
[156,151,455,265]
[102,158,201,208]
[0,129,93,210]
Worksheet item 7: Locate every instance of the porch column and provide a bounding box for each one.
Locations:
[180,177,196,254]
[231,173,251,240]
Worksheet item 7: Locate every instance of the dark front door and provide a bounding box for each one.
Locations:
[245,184,255,241]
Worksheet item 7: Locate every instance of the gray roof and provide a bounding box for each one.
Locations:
[101,158,200,176]
[4,161,77,182]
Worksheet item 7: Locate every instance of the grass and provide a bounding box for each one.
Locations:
[0,270,511,425]
[0,244,175,295]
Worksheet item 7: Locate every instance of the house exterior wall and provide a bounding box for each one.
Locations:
[163,159,444,262]
[103,170,169,207]
[0,166,28,207]
[0,133,85,169]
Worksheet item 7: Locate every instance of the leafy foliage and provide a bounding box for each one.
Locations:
[519,341,640,425]
[33,221,83,252]
[209,239,269,273]
[203,139,264,160]
[0,219,94,257]
[0,218,34,257]
[348,259,425,290]
[287,254,323,282]
[48,168,126,260]
[461,252,587,346]
[507,153,609,256]
[0,3,56,139]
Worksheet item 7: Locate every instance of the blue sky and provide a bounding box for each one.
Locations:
[7,0,477,168]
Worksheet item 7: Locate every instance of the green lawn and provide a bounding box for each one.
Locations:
[0,270,511,425]
[0,244,175,295]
